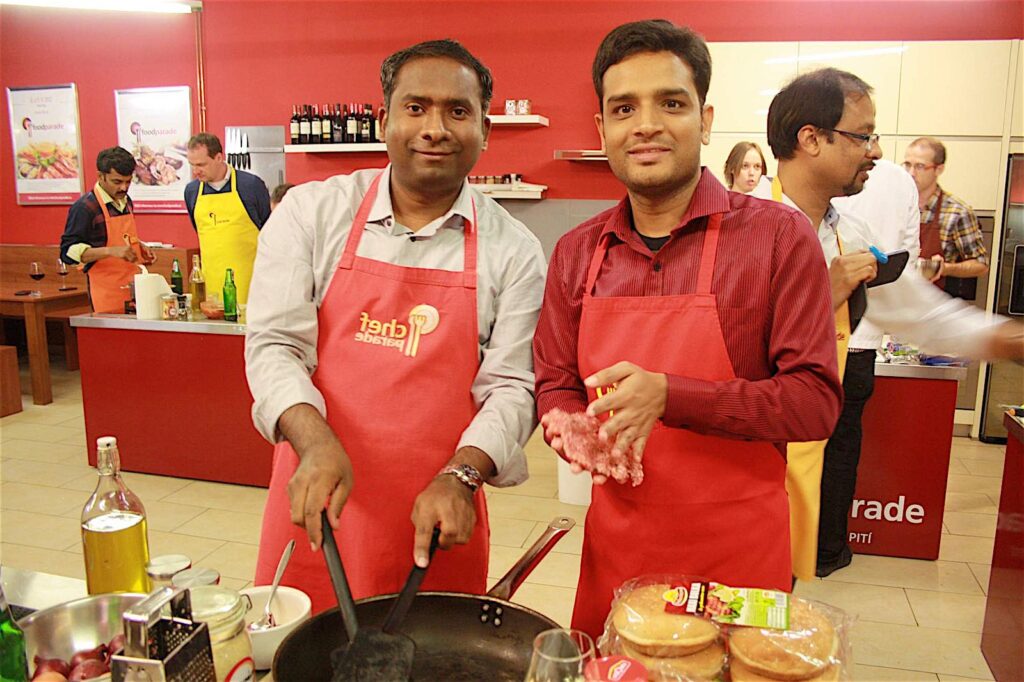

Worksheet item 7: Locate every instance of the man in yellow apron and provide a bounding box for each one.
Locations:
[185,133,270,305]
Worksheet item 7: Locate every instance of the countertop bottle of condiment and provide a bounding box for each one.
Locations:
[0,574,28,682]
[170,258,184,295]
[190,254,206,314]
[223,269,238,323]
[81,436,151,595]
[189,586,255,682]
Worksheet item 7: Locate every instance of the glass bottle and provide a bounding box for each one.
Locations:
[223,269,238,323]
[81,436,151,595]
[0,575,28,682]
[189,254,206,314]
[170,258,184,295]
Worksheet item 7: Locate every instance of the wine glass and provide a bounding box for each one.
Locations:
[525,629,596,682]
[28,261,44,296]
[56,258,75,291]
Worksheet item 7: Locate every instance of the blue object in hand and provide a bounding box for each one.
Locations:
[869,245,888,263]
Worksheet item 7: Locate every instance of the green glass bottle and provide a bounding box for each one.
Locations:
[170,258,184,295]
[0,573,28,682]
[223,268,238,322]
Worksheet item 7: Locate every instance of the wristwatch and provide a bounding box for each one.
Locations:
[438,464,483,493]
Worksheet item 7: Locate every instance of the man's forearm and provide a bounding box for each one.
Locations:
[944,258,988,278]
[277,403,342,459]
[448,446,497,480]
[79,246,111,264]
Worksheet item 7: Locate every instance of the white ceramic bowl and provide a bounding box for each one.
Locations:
[239,585,312,670]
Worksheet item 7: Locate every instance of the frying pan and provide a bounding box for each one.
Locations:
[273,516,576,681]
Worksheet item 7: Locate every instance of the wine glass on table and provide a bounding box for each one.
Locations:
[525,629,596,682]
[28,261,44,296]
[55,258,75,291]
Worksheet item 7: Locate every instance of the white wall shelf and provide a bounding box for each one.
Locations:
[284,143,386,153]
[476,182,547,200]
[488,114,549,126]
[553,150,607,161]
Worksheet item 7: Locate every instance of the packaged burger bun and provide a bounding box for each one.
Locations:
[725,597,853,681]
[598,575,724,681]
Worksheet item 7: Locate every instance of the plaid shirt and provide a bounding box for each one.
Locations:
[922,186,988,264]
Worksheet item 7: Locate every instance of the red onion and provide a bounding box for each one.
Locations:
[31,655,71,678]
[68,644,107,670]
[106,634,125,659]
[68,658,109,681]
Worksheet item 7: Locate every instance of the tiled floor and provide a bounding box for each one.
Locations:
[0,363,1009,680]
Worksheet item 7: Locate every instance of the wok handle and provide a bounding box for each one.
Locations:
[488,516,575,601]
[321,510,358,643]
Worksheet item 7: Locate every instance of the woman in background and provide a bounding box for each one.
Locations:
[724,141,768,194]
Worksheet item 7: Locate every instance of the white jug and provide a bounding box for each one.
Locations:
[134,266,172,320]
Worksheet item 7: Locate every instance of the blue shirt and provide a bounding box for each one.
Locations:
[184,167,271,231]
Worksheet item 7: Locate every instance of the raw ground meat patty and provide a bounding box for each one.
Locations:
[546,408,644,486]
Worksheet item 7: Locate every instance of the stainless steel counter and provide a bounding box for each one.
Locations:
[70,313,246,336]
[2,567,86,611]
[875,361,968,381]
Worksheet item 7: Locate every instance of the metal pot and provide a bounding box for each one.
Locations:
[273,516,576,681]
[19,592,147,677]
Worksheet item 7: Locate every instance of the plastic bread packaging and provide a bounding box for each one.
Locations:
[597,575,855,682]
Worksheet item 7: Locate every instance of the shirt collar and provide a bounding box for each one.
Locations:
[367,164,473,236]
[924,184,944,212]
[600,167,731,242]
[765,179,840,235]
[94,182,127,212]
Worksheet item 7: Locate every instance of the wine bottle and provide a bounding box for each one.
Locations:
[310,104,322,144]
[289,105,299,144]
[81,436,151,595]
[360,103,373,143]
[332,102,344,143]
[320,103,331,144]
[298,104,311,144]
[170,258,184,295]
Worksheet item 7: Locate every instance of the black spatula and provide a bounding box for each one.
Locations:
[322,511,437,681]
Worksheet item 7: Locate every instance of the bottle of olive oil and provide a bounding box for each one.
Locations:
[81,436,151,595]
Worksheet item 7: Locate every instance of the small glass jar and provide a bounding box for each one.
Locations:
[146,554,192,590]
[172,567,221,589]
[190,585,255,682]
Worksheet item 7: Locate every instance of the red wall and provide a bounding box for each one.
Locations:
[3,0,1023,247]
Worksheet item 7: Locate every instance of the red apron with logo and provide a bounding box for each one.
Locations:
[255,173,489,613]
[920,189,946,290]
[571,214,791,639]
[87,197,143,313]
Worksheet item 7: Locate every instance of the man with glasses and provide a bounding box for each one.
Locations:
[904,137,988,296]
[753,67,1023,580]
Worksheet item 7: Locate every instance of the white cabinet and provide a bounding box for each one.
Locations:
[897,41,1012,136]
[896,137,1003,210]
[706,42,798,134]
[1012,44,1023,138]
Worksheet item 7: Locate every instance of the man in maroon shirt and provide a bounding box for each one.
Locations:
[532,19,843,638]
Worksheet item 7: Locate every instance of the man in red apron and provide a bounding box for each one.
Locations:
[902,137,989,295]
[59,146,155,313]
[533,20,844,640]
[247,40,546,613]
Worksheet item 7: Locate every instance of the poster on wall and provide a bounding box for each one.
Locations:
[6,84,84,205]
[114,86,192,213]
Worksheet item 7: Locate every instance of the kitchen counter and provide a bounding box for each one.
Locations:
[70,312,246,336]
[3,567,86,613]
[874,360,968,381]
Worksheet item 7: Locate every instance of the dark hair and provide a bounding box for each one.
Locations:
[271,183,294,205]
[723,142,767,189]
[187,132,223,157]
[380,39,493,113]
[96,146,136,176]
[909,136,947,165]
[767,67,873,160]
[592,19,711,107]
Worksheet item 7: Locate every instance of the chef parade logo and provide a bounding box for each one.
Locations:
[354,304,440,357]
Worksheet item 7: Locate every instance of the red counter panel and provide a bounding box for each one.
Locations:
[77,327,272,487]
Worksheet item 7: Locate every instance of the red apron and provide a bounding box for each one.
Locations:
[87,195,143,313]
[920,189,945,290]
[255,173,489,614]
[571,213,791,639]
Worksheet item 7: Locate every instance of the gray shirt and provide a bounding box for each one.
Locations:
[245,165,546,487]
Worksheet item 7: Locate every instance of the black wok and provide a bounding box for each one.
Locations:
[273,516,576,681]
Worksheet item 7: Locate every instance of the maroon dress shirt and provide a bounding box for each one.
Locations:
[533,169,842,452]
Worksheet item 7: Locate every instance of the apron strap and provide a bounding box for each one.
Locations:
[339,173,385,270]
[96,189,140,253]
[461,199,478,289]
[695,213,723,295]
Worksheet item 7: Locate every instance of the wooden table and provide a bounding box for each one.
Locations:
[0,288,89,404]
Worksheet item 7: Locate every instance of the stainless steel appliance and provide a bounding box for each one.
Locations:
[224,125,285,191]
[980,153,1024,442]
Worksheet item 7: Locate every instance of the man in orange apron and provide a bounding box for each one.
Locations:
[533,21,843,640]
[247,40,546,613]
[903,137,989,296]
[185,132,270,305]
[59,146,155,313]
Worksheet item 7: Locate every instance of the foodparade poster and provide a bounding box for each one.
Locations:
[114,86,192,213]
[6,84,84,205]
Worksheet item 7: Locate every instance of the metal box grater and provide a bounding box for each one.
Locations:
[111,587,217,682]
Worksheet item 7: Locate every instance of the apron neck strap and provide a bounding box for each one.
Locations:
[585,212,725,295]
[200,165,233,194]
[925,188,943,228]
[340,173,478,287]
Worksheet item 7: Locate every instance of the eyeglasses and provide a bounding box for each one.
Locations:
[822,128,880,151]
[901,161,938,173]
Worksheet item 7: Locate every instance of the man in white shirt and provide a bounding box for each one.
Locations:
[755,67,1023,578]
[245,39,546,612]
